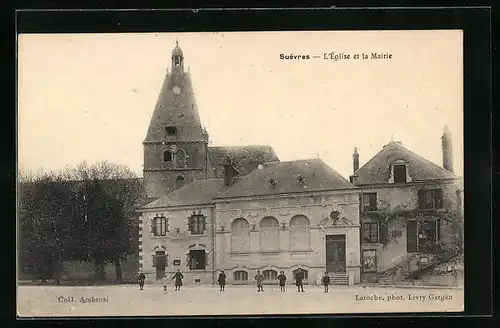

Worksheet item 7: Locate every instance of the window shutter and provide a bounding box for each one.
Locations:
[165,218,169,232]
[406,221,418,252]
[417,190,425,209]
[379,223,389,244]
[188,216,193,233]
[435,189,443,209]
[436,219,441,242]
[152,255,156,267]
[151,218,156,235]
[205,251,209,266]
[202,217,207,231]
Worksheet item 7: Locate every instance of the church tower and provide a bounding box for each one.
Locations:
[143,41,210,198]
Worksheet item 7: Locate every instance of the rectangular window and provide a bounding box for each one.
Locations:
[362,193,378,211]
[418,189,443,209]
[393,164,407,183]
[153,216,168,236]
[189,250,206,270]
[362,222,379,243]
[362,250,377,272]
[407,220,441,253]
[189,215,206,235]
[165,126,177,136]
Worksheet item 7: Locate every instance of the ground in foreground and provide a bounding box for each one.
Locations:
[17,284,464,317]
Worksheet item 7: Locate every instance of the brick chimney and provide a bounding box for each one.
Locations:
[441,125,454,172]
[223,157,239,186]
[353,147,359,173]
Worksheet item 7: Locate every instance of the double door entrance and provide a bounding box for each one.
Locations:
[325,234,346,272]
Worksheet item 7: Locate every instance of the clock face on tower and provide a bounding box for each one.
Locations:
[173,86,181,95]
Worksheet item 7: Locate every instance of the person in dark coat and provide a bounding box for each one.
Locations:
[172,269,184,291]
[255,270,264,292]
[322,272,330,293]
[218,270,226,291]
[295,268,305,292]
[277,271,287,292]
[137,271,146,290]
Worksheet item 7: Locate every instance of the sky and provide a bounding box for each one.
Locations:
[18,31,463,180]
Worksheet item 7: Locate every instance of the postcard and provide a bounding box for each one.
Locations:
[17,30,464,317]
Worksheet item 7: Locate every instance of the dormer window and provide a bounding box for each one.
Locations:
[388,160,412,184]
[269,178,277,187]
[297,174,305,185]
[393,164,407,183]
[165,126,177,136]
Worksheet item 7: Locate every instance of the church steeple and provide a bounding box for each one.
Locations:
[171,40,184,73]
[143,41,209,198]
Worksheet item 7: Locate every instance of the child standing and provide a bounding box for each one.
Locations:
[322,272,330,293]
[172,269,184,291]
[277,271,287,292]
[137,271,146,290]
[161,274,168,293]
[218,270,226,291]
[255,270,264,292]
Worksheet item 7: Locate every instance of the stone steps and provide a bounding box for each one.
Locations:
[328,273,349,285]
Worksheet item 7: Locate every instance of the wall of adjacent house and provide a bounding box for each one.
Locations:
[214,191,361,285]
[360,180,463,276]
[139,206,215,285]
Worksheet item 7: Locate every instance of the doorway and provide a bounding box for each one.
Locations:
[155,251,166,280]
[326,235,346,272]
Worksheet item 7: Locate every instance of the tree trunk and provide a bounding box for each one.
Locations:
[52,258,63,285]
[94,260,106,281]
[114,260,123,282]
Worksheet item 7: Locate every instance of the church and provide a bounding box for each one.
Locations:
[137,42,362,286]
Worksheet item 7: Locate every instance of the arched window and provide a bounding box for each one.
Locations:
[289,215,311,250]
[175,175,185,189]
[231,218,250,253]
[263,269,278,280]
[163,150,173,162]
[234,270,248,281]
[259,217,279,251]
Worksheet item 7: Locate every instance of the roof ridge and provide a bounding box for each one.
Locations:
[395,142,456,176]
[352,143,392,176]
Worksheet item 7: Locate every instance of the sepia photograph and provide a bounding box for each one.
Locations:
[17,30,464,317]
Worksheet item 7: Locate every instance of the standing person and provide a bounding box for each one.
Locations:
[218,270,226,291]
[137,270,146,290]
[295,268,304,292]
[322,272,330,293]
[255,270,264,292]
[161,274,168,293]
[172,269,184,291]
[277,271,287,292]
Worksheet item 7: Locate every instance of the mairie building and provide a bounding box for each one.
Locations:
[137,42,362,286]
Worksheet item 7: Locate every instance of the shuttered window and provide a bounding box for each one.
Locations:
[418,189,444,209]
[362,222,379,243]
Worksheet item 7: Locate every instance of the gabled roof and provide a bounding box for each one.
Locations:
[351,141,457,186]
[144,72,205,142]
[143,179,228,208]
[216,158,355,199]
[208,145,279,179]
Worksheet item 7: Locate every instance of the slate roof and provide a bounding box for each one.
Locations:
[351,141,457,186]
[143,179,228,208]
[215,158,355,199]
[208,145,279,179]
[144,72,205,142]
